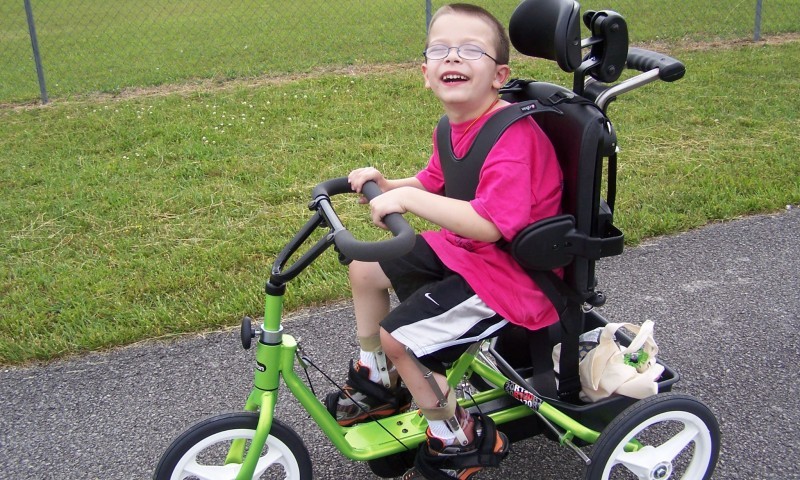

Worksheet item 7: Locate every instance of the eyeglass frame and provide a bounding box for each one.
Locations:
[422,44,499,63]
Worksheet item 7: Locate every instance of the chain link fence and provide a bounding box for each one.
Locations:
[2,0,798,104]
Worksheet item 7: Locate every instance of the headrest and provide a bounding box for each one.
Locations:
[509,0,582,72]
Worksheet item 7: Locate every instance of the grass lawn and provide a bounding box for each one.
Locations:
[3,0,795,103]
[1,39,799,365]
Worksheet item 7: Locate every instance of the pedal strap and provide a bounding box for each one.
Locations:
[344,360,400,405]
[414,414,508,479]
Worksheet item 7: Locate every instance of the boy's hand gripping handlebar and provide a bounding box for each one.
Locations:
[268,177,415,287]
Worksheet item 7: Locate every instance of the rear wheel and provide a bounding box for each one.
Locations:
[585,393,720,480]
[154,412,312,480]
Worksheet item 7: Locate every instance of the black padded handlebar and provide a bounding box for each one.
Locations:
[626,47,685,82]
[311,177,355,198]
[312,177,415,262]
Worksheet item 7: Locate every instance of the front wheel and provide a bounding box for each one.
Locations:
[154,412,312,480]
[585,393,720,480]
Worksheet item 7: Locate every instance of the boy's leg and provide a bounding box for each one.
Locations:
[382,334,509,480]
[325,260,411,426]
[379,328,450,412]
[350,260,391,340]
[380,274,510,479]
[351,260,393,386]
[328,236,450,425]
[383,333,509,480]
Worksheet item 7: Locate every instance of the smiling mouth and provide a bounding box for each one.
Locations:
[442,74,469,83]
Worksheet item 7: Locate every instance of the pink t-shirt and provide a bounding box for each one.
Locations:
[416,106,563,330]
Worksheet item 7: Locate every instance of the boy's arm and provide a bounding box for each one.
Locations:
[348,167,425,194]
[369,186,502,243]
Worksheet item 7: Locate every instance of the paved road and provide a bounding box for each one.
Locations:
[2,208,799,479]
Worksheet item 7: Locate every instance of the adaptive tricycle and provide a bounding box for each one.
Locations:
[154,0,721,478]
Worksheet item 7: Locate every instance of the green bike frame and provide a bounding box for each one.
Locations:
[222,179,648,479]
[229,291,609,480]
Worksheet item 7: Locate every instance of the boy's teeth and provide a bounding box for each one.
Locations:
[443,74,467,82]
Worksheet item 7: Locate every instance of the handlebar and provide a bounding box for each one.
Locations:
[269,177,415,287]
[586,47,685,111]
[311,177,416,262]
[626,47,685,82]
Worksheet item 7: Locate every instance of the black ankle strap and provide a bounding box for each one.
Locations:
[344,360,399,406]
[414,414,507,479]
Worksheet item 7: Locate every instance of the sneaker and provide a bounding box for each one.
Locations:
[324,360,412,427]
[402,413,509,480]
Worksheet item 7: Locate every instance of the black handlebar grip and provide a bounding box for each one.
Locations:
[332,227,415,262]
[359,180,384,201]
[312,177,415,262]
[626,47,686,82]
[311,177,353,198]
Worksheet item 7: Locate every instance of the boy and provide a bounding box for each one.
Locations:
[326,4,562,478]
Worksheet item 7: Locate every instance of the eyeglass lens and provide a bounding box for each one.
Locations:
[425,45,486,60]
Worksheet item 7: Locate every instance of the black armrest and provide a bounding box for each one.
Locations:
[511,214,624,271]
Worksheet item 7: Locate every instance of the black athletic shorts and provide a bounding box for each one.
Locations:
[379,235,509,373]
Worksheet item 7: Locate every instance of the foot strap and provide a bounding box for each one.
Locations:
[325,360,402,417]
[413,414,509,479]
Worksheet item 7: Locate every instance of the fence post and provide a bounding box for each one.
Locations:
[754,0,763,41]
[24,0,48,104]
[426,0,432,32]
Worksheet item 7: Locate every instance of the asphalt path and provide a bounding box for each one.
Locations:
[2,208,799,479]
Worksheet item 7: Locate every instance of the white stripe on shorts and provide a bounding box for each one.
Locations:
[389,295,508,357]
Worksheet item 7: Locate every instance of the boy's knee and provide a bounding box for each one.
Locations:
[348,261,382,288]
[379,328,406,361]
[348,261,365,285]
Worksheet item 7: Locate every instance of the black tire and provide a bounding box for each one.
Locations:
[585,393,720,480]
[154,412,313,480]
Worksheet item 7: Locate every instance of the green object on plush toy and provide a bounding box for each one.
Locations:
[623,349,649,369]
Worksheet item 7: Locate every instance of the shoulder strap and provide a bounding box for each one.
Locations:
[436,100,562,201]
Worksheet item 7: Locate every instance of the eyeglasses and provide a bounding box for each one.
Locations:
[423,44,498,63]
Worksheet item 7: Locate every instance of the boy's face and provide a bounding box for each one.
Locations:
[422,12,510,121]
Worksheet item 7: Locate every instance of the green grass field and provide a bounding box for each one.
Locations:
[2,38,799,365]
[2,0,799,364]
[3,0,795,103]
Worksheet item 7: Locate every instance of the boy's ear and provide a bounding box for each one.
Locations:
[422,63,432,89]
[493,64,511,89]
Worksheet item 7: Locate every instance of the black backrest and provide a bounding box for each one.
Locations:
[505,0,627,300]
[498,0,629,401]
[503,82,618,299]
[495,83,619,400]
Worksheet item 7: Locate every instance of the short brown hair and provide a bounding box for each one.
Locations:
[427,3,510,65]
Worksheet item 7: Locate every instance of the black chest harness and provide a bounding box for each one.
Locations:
[435,97,575,320]
[436,99,562,202]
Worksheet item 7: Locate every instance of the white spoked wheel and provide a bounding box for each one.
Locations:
[585,393,720,480]
[154,412,312,480]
